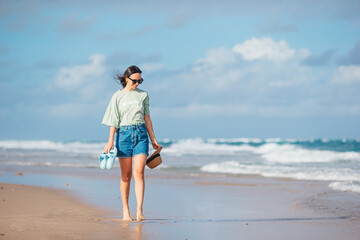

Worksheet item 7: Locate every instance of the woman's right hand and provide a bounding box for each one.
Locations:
[151,139,161,150]
[104,141,114,154]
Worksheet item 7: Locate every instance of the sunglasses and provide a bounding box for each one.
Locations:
[128,76,144,84]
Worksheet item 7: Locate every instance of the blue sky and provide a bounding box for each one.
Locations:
[0,0,360,141]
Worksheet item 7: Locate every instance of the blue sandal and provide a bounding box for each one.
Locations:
[99,148,118,170]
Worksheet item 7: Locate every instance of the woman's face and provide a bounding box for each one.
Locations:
[126,73,142,90]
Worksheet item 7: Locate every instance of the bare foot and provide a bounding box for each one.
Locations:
[123,216,132,221]
[123,208,132,221]
[136,209,145,221]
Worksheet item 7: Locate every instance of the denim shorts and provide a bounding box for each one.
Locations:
[115,123,149,158]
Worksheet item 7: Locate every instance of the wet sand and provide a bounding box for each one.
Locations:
[1,165,359,240]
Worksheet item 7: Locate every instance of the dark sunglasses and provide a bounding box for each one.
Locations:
[128,76,144,84]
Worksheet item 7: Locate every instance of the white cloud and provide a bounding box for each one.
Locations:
[55,54,106,89]
[150,37,359,119]
[48,103,87,119]
[140,63,165,73]
[49,53,167,120]
[47,101,108,119]
[194,47,237,69]
[332,65,360,84]
[175,37,313,93]
[152,100,360,119]
[50,53,111,119]
[233,37,296,61]
[46,38,359,123]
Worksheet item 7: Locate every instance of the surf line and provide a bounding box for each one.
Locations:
[126,216,349,224]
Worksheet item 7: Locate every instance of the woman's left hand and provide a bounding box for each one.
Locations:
[151,140,161,150]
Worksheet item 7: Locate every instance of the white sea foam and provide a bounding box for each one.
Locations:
[2,139,360,164]
[200,161,360,182]
[207,138,263,143]
[328,181,360,193]
[253,143,360,163]
[0,160,99,168]
[163,138,251,156]
[264,138,282,143]
[154,164,169,169]
[0,140,104,154]
[163,138,360,163]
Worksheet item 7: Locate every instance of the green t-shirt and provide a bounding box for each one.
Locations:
[102,88,150,128]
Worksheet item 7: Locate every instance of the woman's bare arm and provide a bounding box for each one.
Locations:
[104,126,117,153]
[144,114,160,149]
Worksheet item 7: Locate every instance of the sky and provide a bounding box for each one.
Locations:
[0,0,360,141]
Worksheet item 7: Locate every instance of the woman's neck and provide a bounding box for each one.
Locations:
[122,86,135,92]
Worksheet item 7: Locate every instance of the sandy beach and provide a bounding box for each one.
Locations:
[0,182,141,240]
[1,163,359,240]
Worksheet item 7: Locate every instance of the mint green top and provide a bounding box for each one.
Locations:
[102,88,150,128]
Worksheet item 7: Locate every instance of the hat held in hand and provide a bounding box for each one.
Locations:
[146,146,163,169]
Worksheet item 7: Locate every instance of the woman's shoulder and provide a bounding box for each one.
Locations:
[111,89,120,95]
[109,89,124,100]
[135,88,147,93]
[110,89,148,99]
[135,88,148,96]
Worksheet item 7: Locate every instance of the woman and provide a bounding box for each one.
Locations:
[102,65,160,221]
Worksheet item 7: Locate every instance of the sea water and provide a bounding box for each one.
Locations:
[0,138,359,193]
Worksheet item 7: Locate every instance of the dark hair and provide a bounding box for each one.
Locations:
[115,65,142,88]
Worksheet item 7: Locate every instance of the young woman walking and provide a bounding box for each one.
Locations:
[102,65,160,221]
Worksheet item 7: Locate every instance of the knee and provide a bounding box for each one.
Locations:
[133,169,144,180]
[121,172,132,182]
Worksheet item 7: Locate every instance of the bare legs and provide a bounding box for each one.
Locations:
[119,157,132,221]
[133,154,147,221]
[119,155,147,221]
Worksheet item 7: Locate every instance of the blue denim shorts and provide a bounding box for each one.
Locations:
[115,123,149,158]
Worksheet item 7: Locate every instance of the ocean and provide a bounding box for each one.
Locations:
[1,138,359,193]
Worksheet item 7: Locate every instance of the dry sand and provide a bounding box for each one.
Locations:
[0,183,141,240]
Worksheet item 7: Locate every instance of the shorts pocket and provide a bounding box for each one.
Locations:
[118,127,127,134]
[137,126,147,134]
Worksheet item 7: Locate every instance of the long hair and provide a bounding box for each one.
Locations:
[115,65,142,88]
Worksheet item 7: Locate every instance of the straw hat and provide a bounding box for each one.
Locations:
[146,146,163,169]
